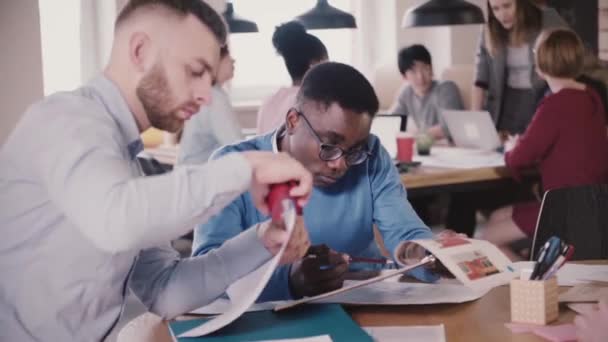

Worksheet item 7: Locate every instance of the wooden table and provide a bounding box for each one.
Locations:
[401,165,538,198]
[117,261,608,342]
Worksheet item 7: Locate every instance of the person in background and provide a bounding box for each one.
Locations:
[0,1,313,340]
[389,44,463,140]
[179,44,243,165]
[479,29,608,261]
[194,62,448,302]
[574,299,608,342]
[256,21,328,134]
[472,0,567,135]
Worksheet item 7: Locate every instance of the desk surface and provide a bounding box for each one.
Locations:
[117,286,573,342]
[118,261,608,342]
[402,165,511,190]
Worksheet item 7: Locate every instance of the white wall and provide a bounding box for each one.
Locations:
[0,0,44,144]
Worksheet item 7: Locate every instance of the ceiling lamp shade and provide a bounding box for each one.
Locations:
[402,0,485,28]
[296,0,357,29]
[223,2,258,33]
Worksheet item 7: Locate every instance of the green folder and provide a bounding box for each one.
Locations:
[168,304,372,341]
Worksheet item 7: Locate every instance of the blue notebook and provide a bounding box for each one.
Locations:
[168,304,372,341]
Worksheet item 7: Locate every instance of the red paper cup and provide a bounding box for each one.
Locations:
[396,133,415,162]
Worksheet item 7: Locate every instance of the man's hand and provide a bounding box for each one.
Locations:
[289,244,349,298]
[575,299,608,342]
[242,151,313,215]
[257,216,310,265]
[396,230,466,277]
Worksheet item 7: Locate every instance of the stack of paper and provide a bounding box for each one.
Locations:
[414,147,504,169]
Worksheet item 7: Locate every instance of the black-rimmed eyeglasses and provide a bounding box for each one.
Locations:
[291,108,371,166]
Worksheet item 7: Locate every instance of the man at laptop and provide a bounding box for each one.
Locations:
[390,45,464,140]
[192,62,445,301]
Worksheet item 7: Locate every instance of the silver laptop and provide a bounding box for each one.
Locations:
[442,110,501,151]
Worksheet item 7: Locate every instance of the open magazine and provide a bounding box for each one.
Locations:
[413,236,517,291]
[274,237,516,311]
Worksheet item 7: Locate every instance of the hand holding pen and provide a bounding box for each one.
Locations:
[289,244,349,298]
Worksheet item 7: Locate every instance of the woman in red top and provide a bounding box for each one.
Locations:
[480,29,608,261]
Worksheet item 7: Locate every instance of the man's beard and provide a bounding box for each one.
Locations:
[136,63,183,133]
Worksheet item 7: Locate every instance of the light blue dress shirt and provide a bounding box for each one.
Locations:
[193,128,434,302]
[0,76,273,341]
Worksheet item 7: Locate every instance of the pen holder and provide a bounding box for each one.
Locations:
[510,276,558,325]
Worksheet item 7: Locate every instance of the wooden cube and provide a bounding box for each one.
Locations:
[510,276,559,325]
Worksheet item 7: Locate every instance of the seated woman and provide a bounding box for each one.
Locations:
[480,29,608,261]
[256,21,328,134]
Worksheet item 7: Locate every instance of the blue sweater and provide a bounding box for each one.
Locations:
[192,130,434,301]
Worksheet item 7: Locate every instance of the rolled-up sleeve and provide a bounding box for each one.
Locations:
[369,140,436,282]
[369,140,433,254]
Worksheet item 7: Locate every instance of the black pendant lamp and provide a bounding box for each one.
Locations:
[223,2,258,33]
[295,0,357,29]
[402,0,485,28]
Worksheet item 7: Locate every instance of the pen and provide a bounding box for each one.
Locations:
[530,240,551,280]
[541,245,574,280]
[533,236,563,280]
[348,256,392,265]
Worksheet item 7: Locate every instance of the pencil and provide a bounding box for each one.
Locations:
[348,256,391,265]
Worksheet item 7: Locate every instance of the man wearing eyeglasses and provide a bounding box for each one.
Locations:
[191,62,435,301]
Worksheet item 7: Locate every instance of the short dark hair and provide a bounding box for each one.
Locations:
[397,44,432,75]
[115,0,227,45]
[272,21,328,83]
[297,62,379,117]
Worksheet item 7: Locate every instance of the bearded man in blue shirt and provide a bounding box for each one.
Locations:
[193,62,438,301]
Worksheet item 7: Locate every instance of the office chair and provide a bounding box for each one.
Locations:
[531,183,608,261]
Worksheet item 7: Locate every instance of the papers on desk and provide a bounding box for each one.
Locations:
[176,204,296,338]
[413,237,516,291]
[512,262,608,286]
[364,325,446,342]
[192,278,489,316]
[414,146,504,169]
[313,280,489,305]
[274,256,436,311]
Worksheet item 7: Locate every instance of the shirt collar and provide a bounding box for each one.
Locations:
[88,75,143,159]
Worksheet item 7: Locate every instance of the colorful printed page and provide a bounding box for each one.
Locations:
[413,237,517,291]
